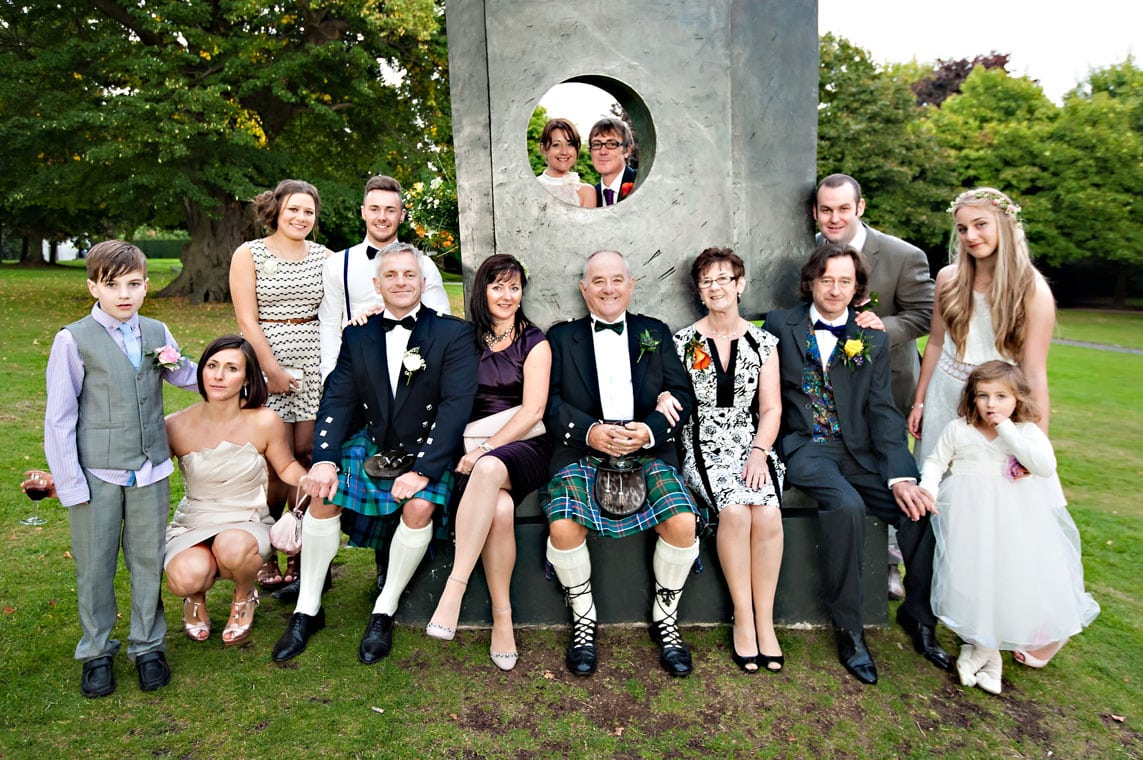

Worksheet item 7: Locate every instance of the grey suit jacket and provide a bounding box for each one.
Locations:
[819,224,933,413]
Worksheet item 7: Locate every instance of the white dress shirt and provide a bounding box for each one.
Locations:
[318,241,449,381]
[384,305,421,396]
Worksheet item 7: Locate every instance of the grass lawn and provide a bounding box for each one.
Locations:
[0,262,1139,758]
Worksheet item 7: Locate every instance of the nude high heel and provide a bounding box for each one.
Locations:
[183,597,210,642]
[426,577,467,641]
[222,589,259,647]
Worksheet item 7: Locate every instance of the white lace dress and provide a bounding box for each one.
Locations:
[915,291,1011,464]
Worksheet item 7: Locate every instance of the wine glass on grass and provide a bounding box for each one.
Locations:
[21,470,50,526]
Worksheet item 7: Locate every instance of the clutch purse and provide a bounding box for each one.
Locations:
[269,488,311,556]
[592,456,647,518]
[463,405,546,453]
[363,448,416,479]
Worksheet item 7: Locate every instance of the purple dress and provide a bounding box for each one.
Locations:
[462,325,552,505]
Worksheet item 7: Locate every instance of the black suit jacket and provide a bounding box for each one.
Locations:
[763,304,917,482]
[594,164,638,206]
[545,313,693,476]
[313,308,477,481]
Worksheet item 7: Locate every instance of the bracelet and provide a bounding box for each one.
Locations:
[751,445,768,455]
[911,403,924,410]
[478,442,494,453]
[656,391,671,402]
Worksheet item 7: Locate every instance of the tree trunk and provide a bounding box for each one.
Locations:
[159,194,250,303]
[48,240,59,264]
[19,236,43,264]
[1113,268,1127,309]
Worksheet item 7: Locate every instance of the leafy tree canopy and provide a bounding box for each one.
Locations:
[0,0,447,301]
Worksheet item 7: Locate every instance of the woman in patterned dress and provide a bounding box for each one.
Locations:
[665,247,785,673]
[229,179,330,590]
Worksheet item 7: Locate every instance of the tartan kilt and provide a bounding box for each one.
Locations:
[540,455,698,539]
[333,428,454,548]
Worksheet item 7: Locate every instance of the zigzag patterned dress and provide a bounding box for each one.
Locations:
[248,238,325,423]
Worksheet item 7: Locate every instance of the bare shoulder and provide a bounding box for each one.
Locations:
[934,264,957,284]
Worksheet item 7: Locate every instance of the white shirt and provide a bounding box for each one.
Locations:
[384,305,421,396]
[848,223,868,253]
[590,313,634,420]
[318,241,449,382]
[809,304,846,372]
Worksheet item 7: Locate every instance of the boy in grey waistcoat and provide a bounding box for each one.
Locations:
[44,240,198,697]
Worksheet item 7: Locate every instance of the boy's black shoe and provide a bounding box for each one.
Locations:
[80,656,115,698]
[136,651,171,691]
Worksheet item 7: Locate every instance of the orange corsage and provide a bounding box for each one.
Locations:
[684,333,711,371]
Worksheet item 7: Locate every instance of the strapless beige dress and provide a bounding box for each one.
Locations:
[164,441,273,568]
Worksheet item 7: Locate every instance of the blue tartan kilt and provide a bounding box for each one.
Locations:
[540,455,698,539]
[333,429,454,548]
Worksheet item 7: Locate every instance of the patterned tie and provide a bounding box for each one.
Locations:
[603,188,615,205]
[119,322,141,369]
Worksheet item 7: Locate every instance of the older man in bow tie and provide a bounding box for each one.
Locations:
[542,250,700,678]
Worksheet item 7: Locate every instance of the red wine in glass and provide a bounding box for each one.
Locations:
[21,475,49,525]
[26,487,51,501]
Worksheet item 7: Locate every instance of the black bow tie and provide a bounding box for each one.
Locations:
[813,320,847,339]
[365,245,380,260]
[594,319,625,335]
[382,315,417,332]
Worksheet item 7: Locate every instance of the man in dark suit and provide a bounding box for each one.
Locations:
[273,242,476,664]
[543,250,700,678]
[764,242,949,685]
[814,173,935,601]
[589,118,638,206]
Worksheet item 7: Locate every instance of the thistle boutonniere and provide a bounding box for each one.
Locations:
[840,331,872,370]
[637,329,661,362]
[856,291,880,312]
[684,332,711,372]
[401,347,426,384]
[146,344,184,370]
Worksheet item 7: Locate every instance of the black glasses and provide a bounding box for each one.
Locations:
[589,140,625,151]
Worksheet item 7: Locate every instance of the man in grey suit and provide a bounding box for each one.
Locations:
[814,173,934,601]
[813,174,933,415]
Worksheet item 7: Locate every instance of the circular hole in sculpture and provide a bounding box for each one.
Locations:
[530,77,655,208]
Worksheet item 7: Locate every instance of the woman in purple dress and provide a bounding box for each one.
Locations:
[426,254,552,671]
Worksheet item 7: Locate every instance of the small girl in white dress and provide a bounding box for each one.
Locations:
[920,361,1099,695]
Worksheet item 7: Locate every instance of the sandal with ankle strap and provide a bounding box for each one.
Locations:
[183,597,210,642]
[222,589,259,647]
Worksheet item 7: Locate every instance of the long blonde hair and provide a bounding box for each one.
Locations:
[940,188,1037,361]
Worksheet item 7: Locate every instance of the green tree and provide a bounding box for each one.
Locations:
[0,0,443,301]
[817,34,956,253]
[1041,60,1143,305]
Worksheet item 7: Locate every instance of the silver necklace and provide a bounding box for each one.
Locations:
[484,326,513,348]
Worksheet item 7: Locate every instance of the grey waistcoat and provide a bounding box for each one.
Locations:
[64,315,171,470]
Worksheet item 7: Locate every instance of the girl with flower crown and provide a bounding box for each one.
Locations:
[919,361,1098,695]
[907,187,1059,664]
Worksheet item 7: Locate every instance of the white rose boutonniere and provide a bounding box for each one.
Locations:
[402,347,426,384]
